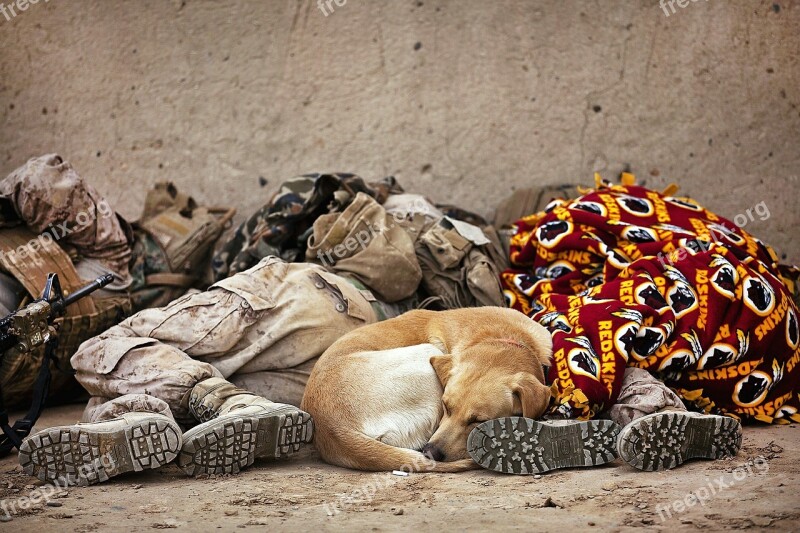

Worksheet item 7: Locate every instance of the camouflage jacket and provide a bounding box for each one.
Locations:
[211,173,403,281]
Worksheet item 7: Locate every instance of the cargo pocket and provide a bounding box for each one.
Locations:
[465,252,505,307]
[75,337,157,376]
[145,289,260,354]
[421,223,472,270]
[315,270,374,322]
[211,257,280,312]
[212,274,276,313]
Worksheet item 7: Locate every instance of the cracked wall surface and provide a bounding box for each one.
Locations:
[0,0,798,262]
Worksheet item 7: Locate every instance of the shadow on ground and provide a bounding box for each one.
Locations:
[0,404,797,532]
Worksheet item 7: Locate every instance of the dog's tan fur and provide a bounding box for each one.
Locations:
[301,307,553,472]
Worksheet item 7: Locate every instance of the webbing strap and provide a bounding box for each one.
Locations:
[0,337,55,456]
[145,272,196,287]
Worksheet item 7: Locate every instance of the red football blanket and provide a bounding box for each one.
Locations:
[501,175,800,424]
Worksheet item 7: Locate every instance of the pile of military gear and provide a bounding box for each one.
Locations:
[0,156,522,414]
[129,182,235,310]
[0,155,234,409]
[212,173,511,310]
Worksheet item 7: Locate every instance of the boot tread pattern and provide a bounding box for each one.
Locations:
[178,409,313,476]
[18,418,180,486]
[126,420,181,470]
[467,417,619,475]
[618,412,742,471]
[278,411,314,455]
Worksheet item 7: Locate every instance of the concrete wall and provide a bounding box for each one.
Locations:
[1,0,798,262]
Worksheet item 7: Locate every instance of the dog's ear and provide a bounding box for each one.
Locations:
[511,372,551,419]
[430,355,453,387]
[429,336,447,353]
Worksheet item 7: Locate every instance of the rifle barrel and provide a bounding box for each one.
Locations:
[52,273,115,315]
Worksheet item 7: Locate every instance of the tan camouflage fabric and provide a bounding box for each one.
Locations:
[0,155,135,408]
[0,226,98,317]
[604,367,686,427]
[83,393,174,423]
[0,154,133,284]
[0,158,230,408]
[377,194,508,309]
[211,173,402,281]
[413,216,507,308]
[305,191,508,310]
[306,192,422,302]
[71,257,405,425]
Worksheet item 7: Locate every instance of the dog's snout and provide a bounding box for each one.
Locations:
[422,443,446,462]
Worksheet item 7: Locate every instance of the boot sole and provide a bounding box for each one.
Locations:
[18,416,181,486]
[178,409,313,476]
[618,411,742,471]
[467,417,620,475]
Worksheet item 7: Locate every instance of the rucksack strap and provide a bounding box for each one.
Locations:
[145,272,196,288]
[0,335,55,456]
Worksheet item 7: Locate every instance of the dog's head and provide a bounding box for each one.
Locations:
[421,327,552,462]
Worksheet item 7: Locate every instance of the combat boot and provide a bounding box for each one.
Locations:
[178,377,313,476]
[19,412,181,486]
[617,410,742,471]
[467,417,620,475]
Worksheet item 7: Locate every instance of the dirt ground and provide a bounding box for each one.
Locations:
[0,404,797,532]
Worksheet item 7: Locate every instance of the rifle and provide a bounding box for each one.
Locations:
[0,272,114,456]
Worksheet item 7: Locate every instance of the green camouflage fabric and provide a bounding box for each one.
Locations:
[126,182,230,312]
[127,230,171,312]
[211,173,403,282]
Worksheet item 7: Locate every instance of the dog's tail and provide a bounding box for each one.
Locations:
[317,428,477,473]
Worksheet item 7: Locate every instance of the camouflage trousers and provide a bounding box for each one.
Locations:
[604,367,686,426]
[72,257,403,426]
